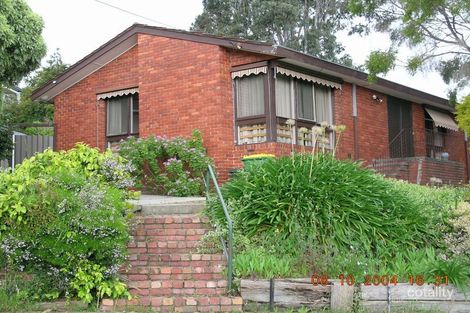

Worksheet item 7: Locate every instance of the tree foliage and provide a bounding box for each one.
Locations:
[349,0,470,88]
[456,95,470,133]
[192,0,353,65]
[0,112,12,160]
[1,51,67,133]
[0,0,46,85]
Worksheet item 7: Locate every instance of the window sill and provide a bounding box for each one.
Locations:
[106,133,139,142]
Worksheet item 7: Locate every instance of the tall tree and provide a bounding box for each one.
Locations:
[0,0,46,86]
[348,0,470,91]
[192,0,353,65]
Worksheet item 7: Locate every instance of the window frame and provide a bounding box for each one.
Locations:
[295,79,316,123]
[105,93,139,143]
[425,113,447,149]
[231,61,338,145]
[232,63,270,144]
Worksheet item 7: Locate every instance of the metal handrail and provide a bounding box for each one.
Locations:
[204,164,233,292]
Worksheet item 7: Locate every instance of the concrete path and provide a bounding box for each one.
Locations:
[128,194,206,215]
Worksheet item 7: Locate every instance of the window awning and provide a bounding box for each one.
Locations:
[96,87,138,100]
[231,66,267,79]
[425,108,459,131]
[276,67,342,90]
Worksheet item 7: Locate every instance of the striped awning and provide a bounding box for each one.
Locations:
[96,87,138,100]
[425,108,459,131]
[231,66,267,79]
[276,67,342,89]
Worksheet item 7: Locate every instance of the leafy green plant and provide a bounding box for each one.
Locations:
[0,144,133,304]
[215,153,437,258]
[0,143,134,229]
[118,129,212,196]
[70,261,130,305]
[234,247,301,279]
[427,256,470,292]
[207,152,470,288]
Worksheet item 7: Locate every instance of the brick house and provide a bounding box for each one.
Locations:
[32,24,469,185]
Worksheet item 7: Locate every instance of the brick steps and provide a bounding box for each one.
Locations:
[101,208,242,312]
[125,263,224,272]
[127,260,226,269]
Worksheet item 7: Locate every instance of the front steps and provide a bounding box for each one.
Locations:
[101,198,242,312]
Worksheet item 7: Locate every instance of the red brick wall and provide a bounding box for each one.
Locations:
[373,157,465,185]
[412,103,426,157]
[52,33,468,184]
[422,158,465,185]
[54,46,139,150]
[334,84,390,163]
[355,87,389,163]
[136,34,276,181]
[228,49,275,67]
[334,83,354,160]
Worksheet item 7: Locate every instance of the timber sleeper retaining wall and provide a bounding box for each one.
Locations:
[241,279,470,312]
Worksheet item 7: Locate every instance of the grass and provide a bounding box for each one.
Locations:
[0,283,91,312]
[0,287,35,312]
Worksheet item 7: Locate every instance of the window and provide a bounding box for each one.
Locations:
[232,65,338,146]
[296,80,315,121]
[425,111,447,158]
[275,75,332,123]
[315,85,332,124]
[274,74,333,146]
[106,94,139,137]
[235,75,265,118]
[275,75,293,118]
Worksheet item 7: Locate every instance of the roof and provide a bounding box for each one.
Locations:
[32,23,453,112]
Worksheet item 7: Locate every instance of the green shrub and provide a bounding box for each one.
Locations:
[0,144,133,303]
[118,130,212,196]
[392,180,462,212]
[0,143,134,228]
[216,153,437,258]
[444,201,470,257]
[211,152,470,285]
[234,247,301,279]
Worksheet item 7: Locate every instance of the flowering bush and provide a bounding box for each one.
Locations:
[0,144,135,228]
[0,144,133,304]
[119,130,212,196]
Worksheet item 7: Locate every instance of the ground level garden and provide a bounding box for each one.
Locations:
[201,125,470,304]
[1,127,470,312]
[0,132,213,311]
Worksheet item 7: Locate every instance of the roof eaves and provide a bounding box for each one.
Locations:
[273,46,452,111]
[32,24,278,101]
[32,24,452,113]
[32,24,140,101]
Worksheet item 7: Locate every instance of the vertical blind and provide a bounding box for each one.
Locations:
[236,75,265,118]
[315,85,332,124]
[296,80,315,120]
[107,97,129,136]
[275,75,292,118]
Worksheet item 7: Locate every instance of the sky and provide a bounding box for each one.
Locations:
[27,0,451,99]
